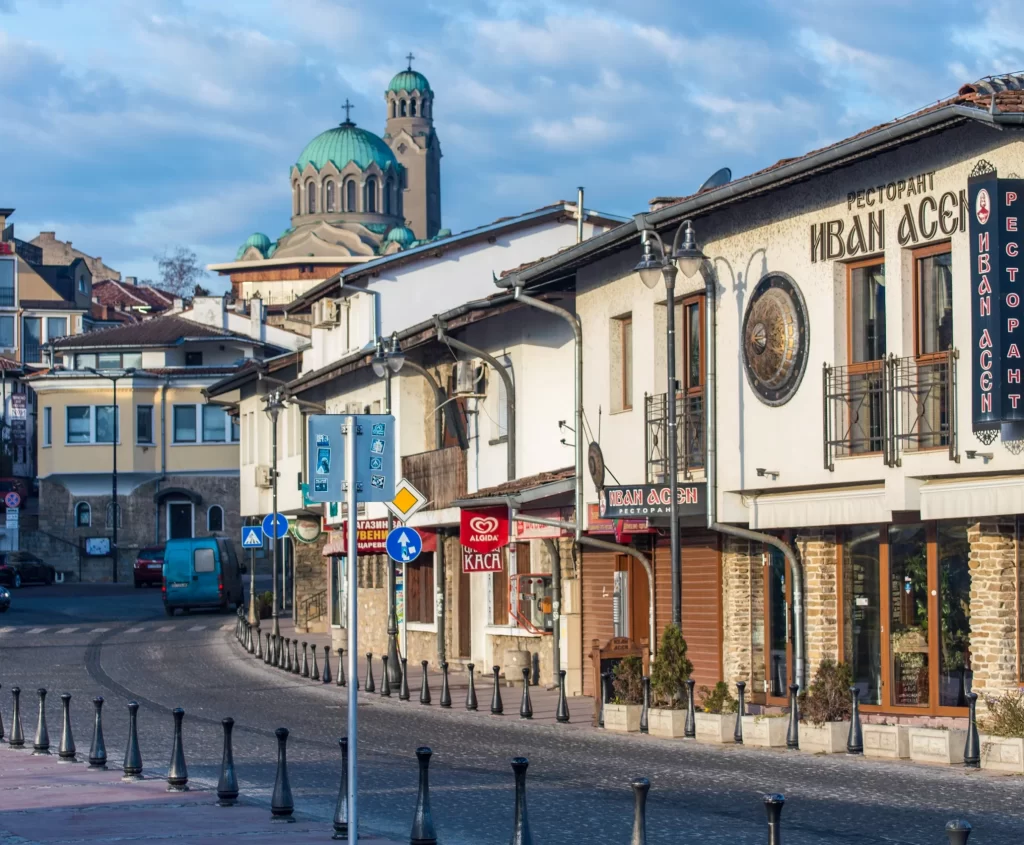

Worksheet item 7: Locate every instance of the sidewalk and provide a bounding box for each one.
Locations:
[0,751,399,844]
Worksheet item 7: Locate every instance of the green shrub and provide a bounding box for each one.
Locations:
[612,656,644,705]
[699,681,737,714]
[257,591,274,619]
[799,659,853,725]
[982,690,1024,738]
[650,625,693,709]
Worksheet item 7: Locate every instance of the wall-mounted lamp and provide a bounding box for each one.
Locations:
[756,468,780,481]
[965,450,994,461]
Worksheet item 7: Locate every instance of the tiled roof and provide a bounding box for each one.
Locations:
[92,280,174,311]
[0,356,23,373]
[52,314,253,349]
[469,467,575,499]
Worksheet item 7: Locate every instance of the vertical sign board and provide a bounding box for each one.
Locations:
[306,415,346,503]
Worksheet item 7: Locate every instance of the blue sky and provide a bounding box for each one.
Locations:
[1,0,1020,289]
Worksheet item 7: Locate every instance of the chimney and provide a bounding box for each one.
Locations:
[250,295,264,341]
[172,297,184,313]
[125,276,138,286]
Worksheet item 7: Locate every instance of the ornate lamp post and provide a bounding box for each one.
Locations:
[263,389,286,640]
[633,220,706,630]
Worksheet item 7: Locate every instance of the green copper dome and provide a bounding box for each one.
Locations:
[384,225,415,247]
[388,69,431,94]
[294,122,399,174]
[237,232,271,259]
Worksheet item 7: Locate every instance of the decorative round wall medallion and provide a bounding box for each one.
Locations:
[742,273,809,407]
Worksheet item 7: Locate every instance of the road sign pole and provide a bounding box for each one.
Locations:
[345,415,358,845]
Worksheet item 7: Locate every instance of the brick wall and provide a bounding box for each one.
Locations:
[795,529,839,678]
[968,520,1018,706]
[721,536,757,687]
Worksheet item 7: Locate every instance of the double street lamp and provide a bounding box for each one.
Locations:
[263,389,286,641]
[633,220,706,630]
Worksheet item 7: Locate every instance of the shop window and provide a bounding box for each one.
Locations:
[406,554,435,624]
[888,523,930,707]
[207,505,224,532]
[915,245,953,359]
[937,522,971,707]
[848,259,886,364]
[492,543,531,626]
[841,526,882,705]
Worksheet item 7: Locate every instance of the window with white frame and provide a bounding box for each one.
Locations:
[66,405,118,444]
[0,315,14,349]
[136,405,154,444]
[207,505,224,532]
[74,502,90,527]
[173,404,239,444]
[42,406,51,446]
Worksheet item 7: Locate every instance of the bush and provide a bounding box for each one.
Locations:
[800,659,853,726]
[982,690,1024,738]
[699,681,737,714]
[612,656,644,705]
[257,591,273,619]
[650,625,693,709]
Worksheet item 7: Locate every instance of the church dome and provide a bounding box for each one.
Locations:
[388,69,431,94]
[384,226,416,247]
[295,121,399,173]
[237,232,271,259]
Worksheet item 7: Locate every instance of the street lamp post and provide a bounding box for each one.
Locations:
[86,367,136,583]
[263,390,285,642]
[633,220,706,631]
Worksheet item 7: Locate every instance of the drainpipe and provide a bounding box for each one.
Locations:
[436,530,446,666]
[576,187,585,244]
[402,360,445,450]
[434,316,515,481]
[701,261,806,690]
[155,376,169,543]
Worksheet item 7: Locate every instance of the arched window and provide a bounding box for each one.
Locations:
[400,99,407,117]
[307,181,316,214]
[325,181,335,212]
[365,177,377,213]
[75,502,91,527]
[345,179,356,212]
[207,505,224,532]
[383,179,392,215]
[292,184,299,214]
[410,98,417,117]
[105,502,122,529]
[391,100,397,118]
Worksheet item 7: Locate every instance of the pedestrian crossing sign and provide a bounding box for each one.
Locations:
[241,526,263,549]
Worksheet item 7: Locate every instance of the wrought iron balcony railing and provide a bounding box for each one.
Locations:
[21,342,42,364]
[645,390,705,483]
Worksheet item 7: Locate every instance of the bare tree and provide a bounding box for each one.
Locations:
[155,247,206,298]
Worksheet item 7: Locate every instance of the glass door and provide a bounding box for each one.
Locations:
[764,548,791,703]
[887,524,930,707]
[842,527,883,704]
[937,523,972,708]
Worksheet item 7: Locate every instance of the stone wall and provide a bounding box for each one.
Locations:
[293,536,328,633]
[968,519,1018,706]
[721,536,758,688]
[795,529,839,676]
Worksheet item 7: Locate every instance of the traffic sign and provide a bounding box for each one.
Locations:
[241,526,264,549]
[262,512,288,540]
[4,491,20,509]
[386,526,422,563]
[385,478,428,522]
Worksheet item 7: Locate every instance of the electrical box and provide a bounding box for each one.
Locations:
[255,465,272,488]
[510,574,553,634]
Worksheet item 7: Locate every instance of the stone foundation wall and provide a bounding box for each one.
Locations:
[968,519,1018,707]
[795,529,839,675]
[721,536,758,687]
[293,536,328,634]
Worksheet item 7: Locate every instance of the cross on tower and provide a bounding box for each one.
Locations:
[406,52,415,70]
[341,98,354,123]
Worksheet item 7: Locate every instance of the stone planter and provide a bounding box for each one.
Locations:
[862,724,911,759]
[647,708,687,738]
[799,721,849,754]
[908,727,967,765]
[603,703,642,733]
[741,715,788,748]
[694,712,733,743]
[980,734,1024,774]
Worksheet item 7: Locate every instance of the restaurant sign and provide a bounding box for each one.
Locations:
[599,483,706,519]
[969,164,1024,433]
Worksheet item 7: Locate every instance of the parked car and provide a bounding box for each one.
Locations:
[0,585,9,611]
[0,552,56,588]
[162,537,244,616]
[133,545,165,588]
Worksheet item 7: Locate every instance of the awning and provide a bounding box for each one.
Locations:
[153,486,203,505]
[921,474,1024,520]
[747,485,888,530]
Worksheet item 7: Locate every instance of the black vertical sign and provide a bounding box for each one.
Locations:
[970,171,1001,430]
[999,179,1024,425]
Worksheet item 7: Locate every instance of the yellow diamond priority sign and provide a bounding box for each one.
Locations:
[385,478,429,522]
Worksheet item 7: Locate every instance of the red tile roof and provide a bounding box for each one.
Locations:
[470,467,574,499]
[52,314,255,349]
[91,279,174,311]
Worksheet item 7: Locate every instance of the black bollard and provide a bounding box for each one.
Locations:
[847,687,864,754]
[292,639,301,676]
[440,662,452,709]
[409,747,438,845]
[763,794,785,845]
[332,737,348,839]
[285,638,294,673]
[630,777,650,845]
[32,688,50,755]
[336,648,346,687]
[255,625,263,659]
[509,757,533,845]
[216,718,238,806]
[466,663,478,711]
[945,819,972,845]
[684,678,697,739]
[167,708,189,792]
[786,684,800,750]
[598,670,612,728]
[58,693,76,762]
[556,670,570,723]
[88,696,106,768]
[264,634,272,665]
[123,701,143,781]
[270,727,295,822]
[399,657,410,701]
[365,653,376,693]
[420,660,431,705]
[491,666,504,715]
[247,622,255,654]
[964,692,980,768]
[9,686,24,748]
[301,642,310,677]
[271,635,279,667]
[311,644,321,681]
[381,655,392,697]
[734,681,746,744]
[519,667,533,719]
[639,676,650,734]
[322,645,332,684]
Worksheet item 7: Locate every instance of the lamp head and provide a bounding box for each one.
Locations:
[672,221,706,279]
[387,331,405,374]
[634,238,664,289]
[371,336,388,379]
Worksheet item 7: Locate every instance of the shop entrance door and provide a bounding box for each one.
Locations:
[764,548,792,704]
[614,555,650,648]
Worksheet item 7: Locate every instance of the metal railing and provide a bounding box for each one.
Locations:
[0,287,15,308]
[302,589,327,628]
[891,350,958,463]
[645,390,705,482]
[21,342,42,364]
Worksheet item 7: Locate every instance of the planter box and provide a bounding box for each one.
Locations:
[741,715,788,748]
[647,708,686,738]
[908,727,967,765]
[863,724,911,759]
[604,703,642,733]
[980,735,1024,774]
[694,712,733,743]
[799,721,849,754]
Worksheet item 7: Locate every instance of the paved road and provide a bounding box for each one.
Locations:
[0,584,1018,844]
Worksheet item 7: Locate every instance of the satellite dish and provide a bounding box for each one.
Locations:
[698,167,732,193]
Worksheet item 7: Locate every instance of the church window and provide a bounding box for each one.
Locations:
[384,179,392,215]
[345,180,356,211]
[326,181,335,212]
[293,185,299,214]
[307,181,316,214]
[410,99,417,117]
[365,177,378,213]
[400,99,407,117]
[391,100,396,119]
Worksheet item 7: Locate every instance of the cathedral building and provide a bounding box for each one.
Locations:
[210,58,447,306]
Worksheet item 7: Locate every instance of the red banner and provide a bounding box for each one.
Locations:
[585,504,653,535]
[340,518,389,553]
[460,506,509,553]
[462,548,503,574]
[512,508,571,540]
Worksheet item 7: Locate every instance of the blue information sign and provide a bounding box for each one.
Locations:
[241,526,264,549]
[306,414,396,504]
[262,512,288,540]
[386,526,422,563]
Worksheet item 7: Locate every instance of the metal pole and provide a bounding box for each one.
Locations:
[664,265,681,630]
[543,538,561,685]
[112,375,118,583]
[384,372,401,685]
[345,415,358,845]
[247,516,258,624]
[270,397,280,639]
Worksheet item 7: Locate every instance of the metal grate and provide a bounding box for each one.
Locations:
[891,350,958,463]
[823,361,889,469]
[645,391,705,483]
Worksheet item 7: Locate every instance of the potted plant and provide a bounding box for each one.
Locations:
[908,724,966,765]
[980,690,1024,774]
[647,625,693,738]
[604,656,644,732]
[798,659,852,753]
[257,591,273,620]
[694,682,736,743]
[741,712,789,747]
[862,719,911,759]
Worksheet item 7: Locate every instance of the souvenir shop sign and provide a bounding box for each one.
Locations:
[969,167,1024,431]
[600,483,706,519]
[340,518,389,554]
[460,507,509,554]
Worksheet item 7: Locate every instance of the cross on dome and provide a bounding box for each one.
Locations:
[406,52,415,70]
[341,98,355,125]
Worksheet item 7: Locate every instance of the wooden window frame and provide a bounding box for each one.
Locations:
[620,315,633,411]
[680,294,705,396]
[912,241,953,364]
[406,554,435,625]
[845,257,886,373]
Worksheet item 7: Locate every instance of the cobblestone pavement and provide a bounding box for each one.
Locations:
[1,584,1020,845]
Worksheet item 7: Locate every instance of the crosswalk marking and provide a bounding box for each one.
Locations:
[125,627,144,633]
[0,626,13,634]
[188,625,205,632]
[26,627,46,634]
[90,627,111,633]
[56,627,78,634]
[157,625,173,633]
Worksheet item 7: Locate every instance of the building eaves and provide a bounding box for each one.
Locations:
[452,467,575,509]
[205,351,300,398]
[51,314,258,350]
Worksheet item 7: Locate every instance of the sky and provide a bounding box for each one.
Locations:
[1,0,1022,290]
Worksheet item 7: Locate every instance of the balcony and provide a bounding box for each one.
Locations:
[823,350,958,470]
[21,342,42,365]
[645,391,705,483]
[401,445,467,511]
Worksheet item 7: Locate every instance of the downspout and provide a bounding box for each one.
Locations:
[436,530,446,666]
[155,376,169,543]
[542,537,562,681]
[402,360,445,450]
[701,261,806,690]
[434,316,515,481]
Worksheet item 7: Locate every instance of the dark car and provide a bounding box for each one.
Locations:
[0,552,55,589]
[0,585,9,611]
[134,545,165,587]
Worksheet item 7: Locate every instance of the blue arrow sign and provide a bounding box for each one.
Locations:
[262,512,288,540]
[386,526,421,563]
[241,526,264,549]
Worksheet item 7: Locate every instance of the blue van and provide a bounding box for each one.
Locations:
[162,537,244,616]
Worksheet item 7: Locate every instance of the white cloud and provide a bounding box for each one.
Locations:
[692,93,822,154]
[528,115,622,147]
